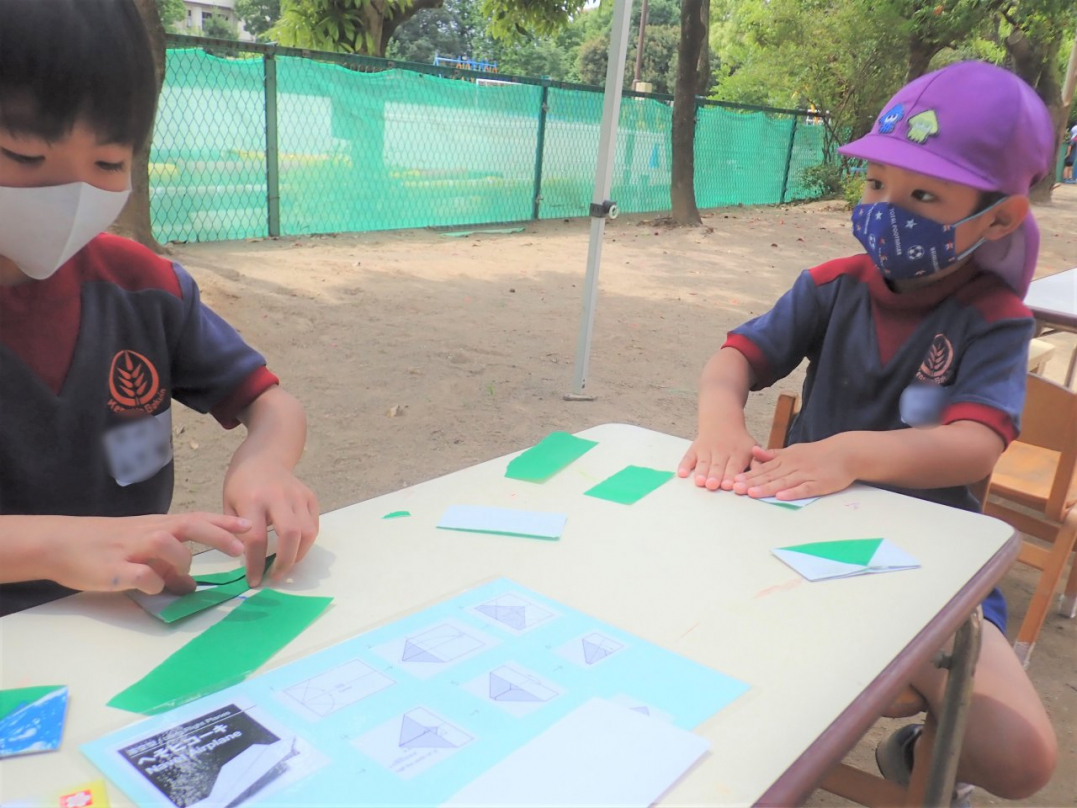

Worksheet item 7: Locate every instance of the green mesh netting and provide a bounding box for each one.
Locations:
[151,46,827,242]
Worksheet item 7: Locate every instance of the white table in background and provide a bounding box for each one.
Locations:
[0,424,1017,806]
[1026,267,1077,386]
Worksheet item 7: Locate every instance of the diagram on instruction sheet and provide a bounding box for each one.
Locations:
[277,659,395,721]
[461,663,563,718]
[555,631,626,668]
[371,619,496,680]
[352,707,474,780]
[469,592,558,634]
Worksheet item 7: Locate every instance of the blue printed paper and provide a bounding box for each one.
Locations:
[84,580,748,807]
[0,685,69,757]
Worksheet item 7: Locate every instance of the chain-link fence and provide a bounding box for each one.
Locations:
[153,36,829,243]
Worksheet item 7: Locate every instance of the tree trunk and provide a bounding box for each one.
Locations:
[1005,26,1064,202]
[695,0,710,96]
[906,33,938,82]
[671,0,706,226]
[111,0,166,252]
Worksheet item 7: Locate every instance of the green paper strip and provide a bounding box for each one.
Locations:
[505,432,598,482]
[109,589,332,716]
[158,577,252,623]
[0,686,64,722]
[437,527,560,541]
[382,511,411,519]
[158,555,276,623]
[764,501,800,511]
[779,538,883,567]
[584,465,675,505]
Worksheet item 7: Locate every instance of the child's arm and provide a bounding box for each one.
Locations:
[0,513,248,594]
[677,348,760,490]
[732,420,1003,500]
[222,385,319,586]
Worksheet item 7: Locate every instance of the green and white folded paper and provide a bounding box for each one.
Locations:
[772,538,919,581]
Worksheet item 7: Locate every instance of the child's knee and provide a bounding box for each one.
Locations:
[976,718,1057,799]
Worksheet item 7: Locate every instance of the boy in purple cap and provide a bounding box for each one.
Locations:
[679,61,1057,799]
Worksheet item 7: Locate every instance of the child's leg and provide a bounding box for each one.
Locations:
[909,621,1057,798]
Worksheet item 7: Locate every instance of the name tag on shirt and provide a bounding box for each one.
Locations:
[103,409,174,487]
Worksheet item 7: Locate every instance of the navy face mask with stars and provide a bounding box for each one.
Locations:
[851,198,1004,281]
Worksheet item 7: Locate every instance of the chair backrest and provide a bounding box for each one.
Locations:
[1018,373,1077,519]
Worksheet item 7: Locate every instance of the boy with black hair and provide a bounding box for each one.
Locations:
[0,0,319,614]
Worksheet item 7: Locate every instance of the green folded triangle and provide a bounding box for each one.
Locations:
[383,510,411,519]
[780,538,884,566]
[505,432,598,482]
[0,686,64,723]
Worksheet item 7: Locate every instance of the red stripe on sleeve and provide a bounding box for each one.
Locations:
[941,402,1018,447]
[210,366,281,429]
[722,333,772,389]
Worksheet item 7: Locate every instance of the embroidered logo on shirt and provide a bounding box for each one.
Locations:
[916,334,955,383]
[108,350,166,415]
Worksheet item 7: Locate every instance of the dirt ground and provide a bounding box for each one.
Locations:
[167,184,1077,806]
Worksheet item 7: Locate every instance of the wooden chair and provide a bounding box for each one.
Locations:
[982,373,1077,665]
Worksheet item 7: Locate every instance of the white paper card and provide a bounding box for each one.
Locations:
[437,505,567,539]
[442,697,709,808]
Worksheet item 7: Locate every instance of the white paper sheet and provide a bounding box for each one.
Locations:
[436,505,567,540]
[442,697,709,808]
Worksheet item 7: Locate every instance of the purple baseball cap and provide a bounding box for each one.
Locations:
[839,61,1055,297]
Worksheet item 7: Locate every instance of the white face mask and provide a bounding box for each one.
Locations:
[0,182,130,280]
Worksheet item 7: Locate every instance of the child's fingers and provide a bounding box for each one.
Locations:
[122,562,167,596]
[677,446,699,477]
[173,515,246,556]
[239,510,269,587]
[295,495,320,565]
[267,501,303,582]
[133,530,193,578]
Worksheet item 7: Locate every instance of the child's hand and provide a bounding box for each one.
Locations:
[678,428,758,490]
[223,459,319,587]
[732,437,856,499]
[45,513,248,595]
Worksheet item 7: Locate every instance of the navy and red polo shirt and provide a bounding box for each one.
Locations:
[725,253,1034,512]
[0,234,278,615]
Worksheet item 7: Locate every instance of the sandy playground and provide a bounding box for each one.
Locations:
[165,186,1077,807]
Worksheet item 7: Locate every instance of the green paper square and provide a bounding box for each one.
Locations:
[505,432,598,482]
[584,465,675,505]
[109,589,332,716]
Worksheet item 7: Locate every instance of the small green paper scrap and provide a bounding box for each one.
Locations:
[109,589,332,715]
[505,431,598,482]
[383,511,411,519]
[584,465,675,505]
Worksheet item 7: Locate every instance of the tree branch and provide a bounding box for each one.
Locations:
[381,0,444,52]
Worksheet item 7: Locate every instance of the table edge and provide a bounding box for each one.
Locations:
[754,526,1020,807]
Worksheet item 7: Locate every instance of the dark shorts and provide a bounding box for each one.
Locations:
[982,587,1007,634]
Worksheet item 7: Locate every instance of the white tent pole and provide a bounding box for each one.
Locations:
[567,0,634,398]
